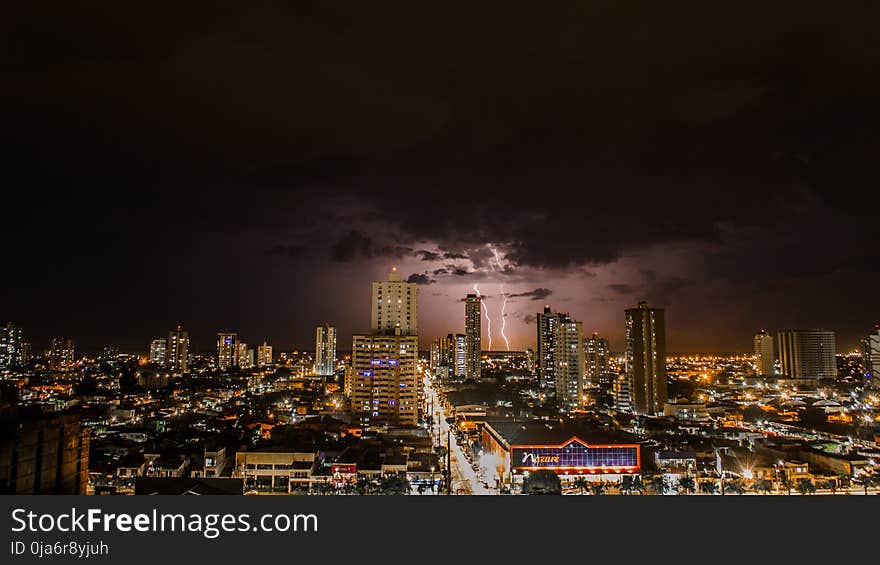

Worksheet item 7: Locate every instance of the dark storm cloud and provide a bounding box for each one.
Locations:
[508,288,553,301]
[406,273,434,285]
[432,268,449,275]
[3,1,880,351]
[416,250,441,261]
[608,284,634,295]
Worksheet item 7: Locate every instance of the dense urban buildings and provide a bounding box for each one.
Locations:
[257,341,273,367]
[776,329,837,380]
[625,302,667,415]
[48,337,75,372]
[314,325,337,376]
[370,268,417,335]
[464,294,481,379]
[753,330,775,376]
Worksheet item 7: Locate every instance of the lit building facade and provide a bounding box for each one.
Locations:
[555,314,585,412]
[585,332,609,383]
[464,293,481,379]
[536,306,558,388]
[257,341,273,367]
[217,332,238,370]
[149,338,166,365]
[49,338,75,372]
[0,323,24,368]
[776,329,837,380]
[371,269,417,335]
[625,302,667,415]
[315,325,337,376]
[862,327,880,389]
[166,325,189,372]
[351,334,419,427]
[754,330,775,376]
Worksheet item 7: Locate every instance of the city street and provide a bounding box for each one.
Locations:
[423,375,494,495]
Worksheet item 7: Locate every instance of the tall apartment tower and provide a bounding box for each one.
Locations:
[371,269,418,335]
[753,330,775,376]
[464,294,482,379]
[48,338,75,372]
[555,314,585,412]
[237,342,252,369]
[353,270,420,427]
[0,323,24,368]
[625,302,667,415]
[149,338,166,365]
[861,327,880,389]
[166,325,190,373]
[536,306,559,388]
[217,332,238,370]
[776,329,837,380]
[315,325,337,376]
[257,341,273,367]
[585,332,610,383]
[452,333,467,378]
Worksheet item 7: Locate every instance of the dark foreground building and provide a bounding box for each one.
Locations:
[0,410,90,494]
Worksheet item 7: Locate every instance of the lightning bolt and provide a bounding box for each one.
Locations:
[499,284,510,351]
[474,284,492,351]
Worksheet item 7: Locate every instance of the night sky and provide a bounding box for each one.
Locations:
[3,2,879,354]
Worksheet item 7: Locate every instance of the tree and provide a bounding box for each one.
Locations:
[522,470,561,495]
[822,478,838,495]
[590,482,606,496]
[648,475,669,495]
[699,480,718,495]
[795,478,816,495]
[572,477,589,495]
[620,475,635,495]
[677,476,695,495]
[725,478,745,495]
[379,474,410,495]
[852,474,873,495]
[753,478,772,495]
[780,474,792,495]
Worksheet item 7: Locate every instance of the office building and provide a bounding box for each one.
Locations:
[753,330,775,376]
[238,344,253,369]
[217,332,238,370]
[776,329,837,380]
[625,302,667,415]
[464,293,481,379]
[315,325,337,376]
[48,338,75,372]
[149,338,166,365]
[585,332,610,383]
[371,268,418,335]
[0,323,24,368]
[862,327,880,389]
[166,325,190,372]
[257,341,273,367]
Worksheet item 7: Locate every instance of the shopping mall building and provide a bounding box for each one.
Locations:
[481,419,641,485]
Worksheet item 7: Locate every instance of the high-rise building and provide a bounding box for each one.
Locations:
[371,269,418,335]
[555,314,585,412]
[625,302,667,415]
[166,325,189,372]
[351,334,419,427]
[237,343,252,369]
[753,330,775,376]
[776,330,837,380]
[536,306,559,388]
[315,325,337,376]
[257,341,273,367]
[217,332,238,370]
[48,338,75,372]
[862,327,880,389]
[612,374,634,413]
[585,332,610,383]
[452,333,467,379]
[464,294,481,379]
[0,412,90,494]
[149,338,166,365]
[0,323,24,368]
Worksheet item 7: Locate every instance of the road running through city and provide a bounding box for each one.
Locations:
[423,375,494,495]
